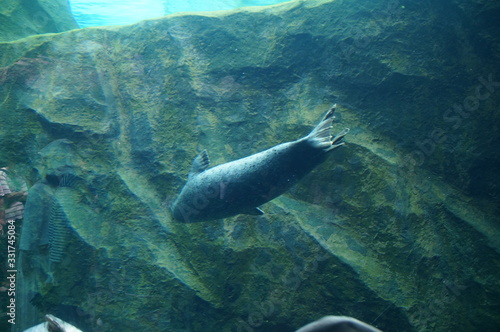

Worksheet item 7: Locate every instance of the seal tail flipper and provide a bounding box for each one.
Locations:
[327,127,350,152]
[306,104,350,152]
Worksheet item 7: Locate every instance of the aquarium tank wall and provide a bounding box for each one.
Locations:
[1,0,500,331]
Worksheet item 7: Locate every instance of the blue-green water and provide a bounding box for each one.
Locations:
[69,0,166,27]
[70,0,291,27]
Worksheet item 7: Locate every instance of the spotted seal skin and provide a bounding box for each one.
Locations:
[171,104,349,222]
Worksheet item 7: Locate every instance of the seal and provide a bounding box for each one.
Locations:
[171,104,349,222]
[24,314,83,332]
[295,315,382,332]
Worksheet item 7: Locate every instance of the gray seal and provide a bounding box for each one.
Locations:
[171,104,349,222]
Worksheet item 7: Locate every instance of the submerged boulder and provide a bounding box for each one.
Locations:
[0,0,78,42]
[0,0,499,331]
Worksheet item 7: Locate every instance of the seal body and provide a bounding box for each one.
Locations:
[171,105,349,222]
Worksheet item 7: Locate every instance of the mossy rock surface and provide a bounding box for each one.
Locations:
[0,0,78,42]
[1,0,500,331]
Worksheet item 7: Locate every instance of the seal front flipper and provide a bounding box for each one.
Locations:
[188,150,210,179]
[241,207,264,216]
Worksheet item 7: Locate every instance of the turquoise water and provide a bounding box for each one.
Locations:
[69,0,167,27]
[70,0,291,27]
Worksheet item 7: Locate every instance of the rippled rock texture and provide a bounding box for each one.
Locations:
[1,0,499,331]
[0,0,77,42]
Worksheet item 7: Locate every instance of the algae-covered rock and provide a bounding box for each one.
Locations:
[1,0,499,331]
[0,0,78,42]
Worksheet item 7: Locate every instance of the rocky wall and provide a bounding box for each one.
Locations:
[0,0,499,331]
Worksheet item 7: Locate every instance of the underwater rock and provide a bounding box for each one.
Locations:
[0,0,78,42]
[0,0,499,331]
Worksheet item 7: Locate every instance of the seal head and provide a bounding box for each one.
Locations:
[295,315,383,332]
